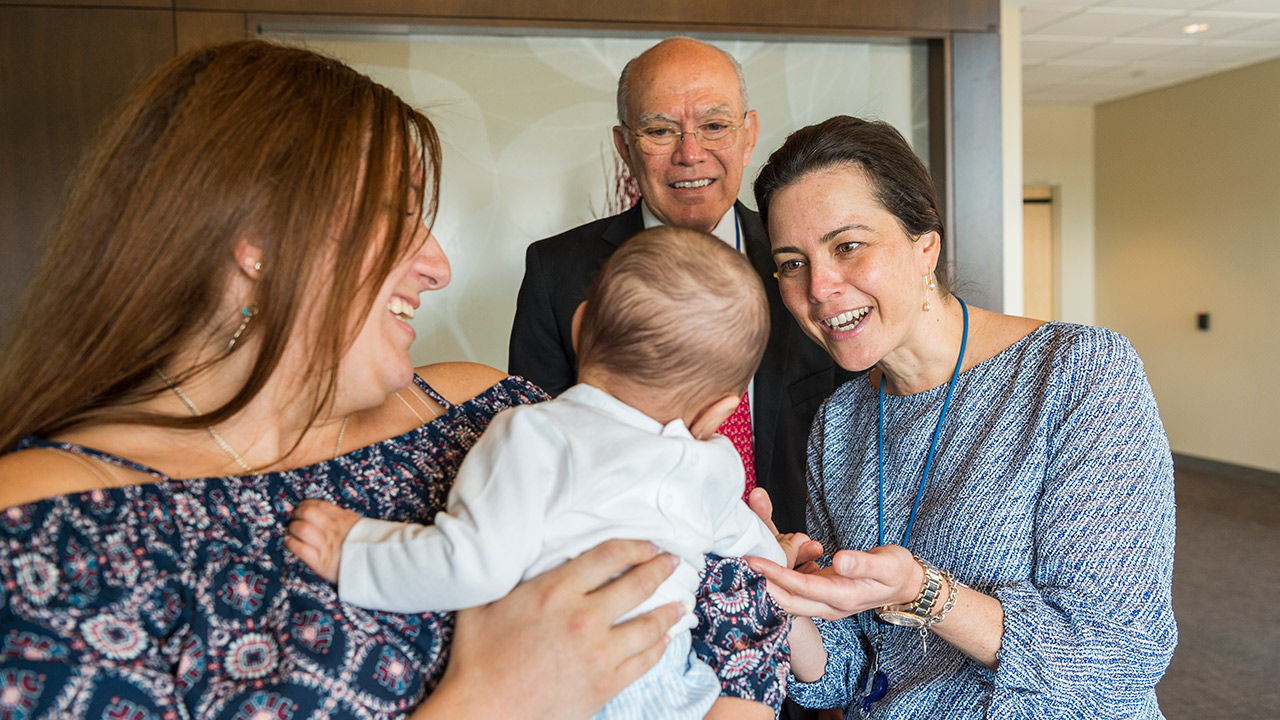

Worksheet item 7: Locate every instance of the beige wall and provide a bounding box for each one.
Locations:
[1001,4,1024,316]
[283,33,925,370]
[1023,103,1096,325]
[1096,57,1280,473]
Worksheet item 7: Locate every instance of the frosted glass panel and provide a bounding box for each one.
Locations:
[263,31,927,370]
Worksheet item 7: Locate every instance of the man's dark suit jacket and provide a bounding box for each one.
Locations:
[508,202,856,535]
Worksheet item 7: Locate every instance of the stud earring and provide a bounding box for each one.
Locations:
[226,306,257,354]
[253,261,262,273]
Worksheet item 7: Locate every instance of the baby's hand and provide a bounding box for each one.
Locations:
[776,532,824,573]
[286,499,363,585]
[747,487,823,571]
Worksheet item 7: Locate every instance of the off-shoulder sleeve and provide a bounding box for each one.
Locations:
[986,330,1177,717]
[459,374,550,425]
[691,555,790,711]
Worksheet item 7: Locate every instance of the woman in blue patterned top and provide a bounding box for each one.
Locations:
[0,41,786,718]
[744,116,1177,718]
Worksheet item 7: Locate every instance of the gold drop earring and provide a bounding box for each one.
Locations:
[226,259,264,354]
[226,306,257,354]
[922,274,936,312]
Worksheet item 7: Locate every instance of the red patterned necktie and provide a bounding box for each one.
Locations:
[717,390,756,501]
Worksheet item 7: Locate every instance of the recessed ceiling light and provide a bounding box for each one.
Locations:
[1181,23,1211,35]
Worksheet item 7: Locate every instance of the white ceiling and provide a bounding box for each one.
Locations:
[1010,0,1280,104]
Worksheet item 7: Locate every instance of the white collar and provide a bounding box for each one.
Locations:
[639,202,739,250]
[559,383,694,439]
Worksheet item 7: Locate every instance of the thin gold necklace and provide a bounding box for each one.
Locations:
[155,369,350,473]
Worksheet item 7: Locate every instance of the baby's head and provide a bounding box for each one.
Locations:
[575,226,769,435]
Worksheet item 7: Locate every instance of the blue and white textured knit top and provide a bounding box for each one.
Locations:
[788,322,1177,718]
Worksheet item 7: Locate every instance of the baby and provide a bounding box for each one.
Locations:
[288,226,786,719]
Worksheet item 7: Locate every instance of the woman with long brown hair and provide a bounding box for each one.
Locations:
[0,41,786,717]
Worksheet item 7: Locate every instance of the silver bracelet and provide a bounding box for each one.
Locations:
[915,566,960,653]
[874,556,962,654]
[927,567,959,628]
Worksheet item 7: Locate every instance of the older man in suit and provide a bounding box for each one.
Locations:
[509,36,852,542]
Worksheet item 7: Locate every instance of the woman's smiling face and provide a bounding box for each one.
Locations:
[768,167,938,373]
[337,202,450,407]
[309,148,450,414]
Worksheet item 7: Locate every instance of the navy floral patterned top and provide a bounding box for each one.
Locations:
[0,376,787,719]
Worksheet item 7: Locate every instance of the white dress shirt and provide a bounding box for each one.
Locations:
[339,383,785,629]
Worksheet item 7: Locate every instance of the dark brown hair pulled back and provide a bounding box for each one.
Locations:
[753,115,947,286]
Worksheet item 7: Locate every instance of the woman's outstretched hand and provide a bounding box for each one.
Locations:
[415,538,684,719]
[746,544,921,621]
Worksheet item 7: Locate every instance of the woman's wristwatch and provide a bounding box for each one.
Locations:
[876,554,943,628]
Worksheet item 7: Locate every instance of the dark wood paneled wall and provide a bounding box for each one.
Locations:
[180,0,997,33]
[0,0,1003,337]
[0,5,177,334]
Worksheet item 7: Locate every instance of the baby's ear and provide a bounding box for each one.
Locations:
[689,393,742,440]
[570,301,587,353]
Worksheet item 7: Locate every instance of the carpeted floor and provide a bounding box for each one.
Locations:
[1154,459,1280,719]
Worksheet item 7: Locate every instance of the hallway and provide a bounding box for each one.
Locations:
[1156,459,1280,718]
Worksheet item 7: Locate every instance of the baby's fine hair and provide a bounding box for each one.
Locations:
[576,226,770,407]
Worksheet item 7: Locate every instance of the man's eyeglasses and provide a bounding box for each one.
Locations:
[620,114,748,155]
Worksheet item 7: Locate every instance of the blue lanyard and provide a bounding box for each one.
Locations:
[876,296,968,548]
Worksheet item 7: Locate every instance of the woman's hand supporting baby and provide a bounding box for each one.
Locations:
[286,500,688,719]
[421,539,686,718]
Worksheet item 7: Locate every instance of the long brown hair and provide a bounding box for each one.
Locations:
[0,40,442,453]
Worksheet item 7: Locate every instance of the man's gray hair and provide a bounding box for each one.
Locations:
[615,37,749,126]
